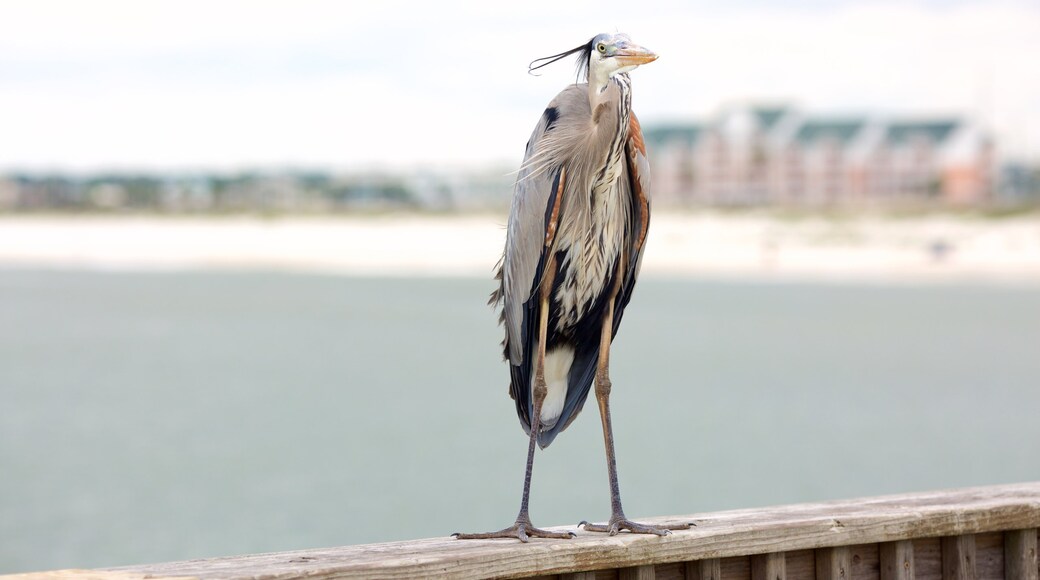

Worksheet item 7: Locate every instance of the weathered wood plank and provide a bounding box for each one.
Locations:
[942,535,977,580]
[720,556,752,580]
[1004,529,1038,580]
[880,540,915,580]
[787,550,816,580]
[975,532,1003,580]
[620,565,655,580]
[753,553,786,580]
[651,561,684,580]
[561,573,596,580]
[852,543,880,580]
[817,547,853,580]
[687,558,723,580]
[914,538,942,580]
[4,483,1039,580]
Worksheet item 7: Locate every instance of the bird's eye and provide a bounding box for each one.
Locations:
[597,43,606,53]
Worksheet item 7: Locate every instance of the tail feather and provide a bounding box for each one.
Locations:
[535,342,598,449]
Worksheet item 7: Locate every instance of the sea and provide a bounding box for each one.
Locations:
[2,269,1039,573]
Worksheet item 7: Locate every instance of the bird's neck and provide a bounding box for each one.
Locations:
[587,74,632,122]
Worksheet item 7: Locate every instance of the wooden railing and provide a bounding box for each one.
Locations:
[7,482,1039,580]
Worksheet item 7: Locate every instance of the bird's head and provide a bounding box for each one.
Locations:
[586,33,658,78]
[529,32,657,82]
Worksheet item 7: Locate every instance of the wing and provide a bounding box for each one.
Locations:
[494,86,585,433]
[614,112,652,329]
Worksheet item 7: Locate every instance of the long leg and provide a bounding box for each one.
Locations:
[454,270,574,542]
[580,265,692,536]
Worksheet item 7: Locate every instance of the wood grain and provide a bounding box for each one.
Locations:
[687,559,723,580]
[977,532,1004,580]
[720,556,752,580]
[3,483,1038,580]
[817,547,852,580]
[753,553,786,580]
[787,551,815,580]
[653,561,684,580]
[881,541,915,580]
[942,535,977,580]
[915,538,943,580]
[1004,529,1038,580]
[852,543,880,580]
[620,566,655,580]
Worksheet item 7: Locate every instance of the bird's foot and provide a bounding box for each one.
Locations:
[453,519,576,543]
[579,516,692,536]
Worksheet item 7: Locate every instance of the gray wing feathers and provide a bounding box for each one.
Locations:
[501,84,588,365]
[502,122,553,365]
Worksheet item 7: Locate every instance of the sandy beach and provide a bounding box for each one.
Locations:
[2,212,1039,284]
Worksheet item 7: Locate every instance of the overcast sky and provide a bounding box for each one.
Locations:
[0,0,1036,172]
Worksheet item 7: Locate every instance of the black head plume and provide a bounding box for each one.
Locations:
[528,36,595,80]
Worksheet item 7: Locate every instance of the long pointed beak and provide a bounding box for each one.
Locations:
[614,44,658,67]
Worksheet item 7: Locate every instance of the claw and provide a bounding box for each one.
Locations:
[454,521,575,542]
[579,517,688,536]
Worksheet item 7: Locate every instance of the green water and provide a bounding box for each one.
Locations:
[1,269,1039,573]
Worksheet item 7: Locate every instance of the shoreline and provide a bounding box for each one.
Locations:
[2,213,1039,285]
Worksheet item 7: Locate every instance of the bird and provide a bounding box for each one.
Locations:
[453,32,689,542]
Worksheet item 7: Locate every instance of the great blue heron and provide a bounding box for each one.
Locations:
[454,33,689,542]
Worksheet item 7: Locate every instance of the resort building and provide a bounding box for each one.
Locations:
[646,105,993,206]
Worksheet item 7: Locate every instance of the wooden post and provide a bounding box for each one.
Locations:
[620,565,655,580]
[753,553,787,580]
[1004,529,1038,580]
[817,546,852,580]
[880,540,915,580]
[687,558,722,580]
[942,535,976,580]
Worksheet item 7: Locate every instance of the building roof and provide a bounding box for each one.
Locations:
[643,124,702,148]
[752,107,789,132]
[643,112,966,152]
[885,121,959,145]
[794,119,866,145]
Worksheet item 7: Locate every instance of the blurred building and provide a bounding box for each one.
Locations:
[646,104,994,206]
[998,163,1040,203]
[0,170,513,213]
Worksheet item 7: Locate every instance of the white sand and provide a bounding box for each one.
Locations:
[2,213,1039,284]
